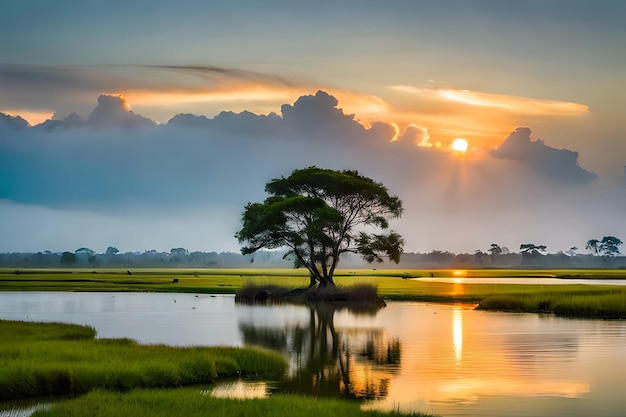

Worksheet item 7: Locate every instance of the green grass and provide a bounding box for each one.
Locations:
[3,320,435,417]
[30,388,437,417]
[0,320,286,401]
[2,268,626,318]
[477,289,626,318]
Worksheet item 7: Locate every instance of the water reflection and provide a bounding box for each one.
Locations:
[367,304,594,415]
[3,292,626,417]
[211,381,271,399]
[452,307,462,364]
[239,302,400,400]
[236,300,600,416]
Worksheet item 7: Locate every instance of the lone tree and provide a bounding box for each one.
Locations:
[586,236,623,257]
[236,167,404,287]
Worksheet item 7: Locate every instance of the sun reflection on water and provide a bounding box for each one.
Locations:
[453,307,463,365]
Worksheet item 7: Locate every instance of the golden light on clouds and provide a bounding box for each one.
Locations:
[1,109,53,125]
[387,84,590,151]
[392,84,589,116]
[115,83,390,126]
[120,86,303,107]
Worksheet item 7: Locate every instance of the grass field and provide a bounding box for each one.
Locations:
[30,388,437,417]
[2,267,626,318]
[33,388,436,417]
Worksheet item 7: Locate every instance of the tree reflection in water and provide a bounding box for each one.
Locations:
[238,302,401,400]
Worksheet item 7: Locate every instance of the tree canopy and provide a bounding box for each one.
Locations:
[586,236,623,257]
[235,167,404,287]
[519,243,547,255]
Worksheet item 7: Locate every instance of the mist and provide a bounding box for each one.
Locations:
[1,91,624,255]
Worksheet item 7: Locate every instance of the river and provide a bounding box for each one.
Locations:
[1,291,625,417]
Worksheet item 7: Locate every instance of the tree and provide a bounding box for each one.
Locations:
[60,251,77,266]
[105,246,120,255]
[236,167,404,287]
[488,244,503,256]
[585,239,600,255]
[75,247,95,256]
[587,236,623,257]
[519,243,547,255]
[169,247,189,263]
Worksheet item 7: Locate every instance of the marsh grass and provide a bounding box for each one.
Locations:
[477,288,626,318]
[3,268,626,318]
[30,388,437,417]
[235,281,386,310]
[0,321,286,401]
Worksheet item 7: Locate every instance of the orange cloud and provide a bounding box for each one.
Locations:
[385,84,590,150]
[113,81,390,128]
[392,84,589,116]
[0,109,53,125]
[99,64,387,118]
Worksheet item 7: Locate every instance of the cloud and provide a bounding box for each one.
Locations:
[87,95,155,128]
[0,90,618,254]
[397,124,433,147]
[167,90,396,145]
[490,127,597,184]
[392,84,589,117]
[0,112,29,129]
[387,83,592,151]
[0,63,389,126]
[142,65,296,88]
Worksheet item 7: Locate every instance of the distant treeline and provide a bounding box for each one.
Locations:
[1,247,625,269]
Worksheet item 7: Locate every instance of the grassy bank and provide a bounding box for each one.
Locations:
[3,320,436,417]
[476,289,626,318]
[30,388,436,417]
[2,268,626,318]
[0,320,286,401]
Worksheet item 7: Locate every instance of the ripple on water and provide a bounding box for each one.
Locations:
[0,404,50,417]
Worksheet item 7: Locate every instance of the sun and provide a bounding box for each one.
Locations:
[451,138,469,153]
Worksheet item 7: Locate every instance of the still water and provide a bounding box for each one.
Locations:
[1,291,626,417]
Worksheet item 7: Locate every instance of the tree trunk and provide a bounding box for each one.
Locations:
[318,276,336,287]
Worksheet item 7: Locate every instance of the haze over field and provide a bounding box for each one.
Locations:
[1,1,625,255]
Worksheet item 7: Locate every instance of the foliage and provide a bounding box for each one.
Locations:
[586,236,623,256]
[4,246,626,269]
[487,243,502,256]
[105,246,120,255]
[236,167,404,287]
[235,281,386,310]
[75,247,95,255]
[59,251,76,265]
[519,243,547,255]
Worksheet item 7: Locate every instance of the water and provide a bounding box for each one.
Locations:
[414,277,626,285]
[1,291,626,417]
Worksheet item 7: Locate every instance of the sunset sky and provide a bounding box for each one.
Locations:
[1,1,626,255]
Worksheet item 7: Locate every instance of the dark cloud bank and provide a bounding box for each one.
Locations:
[0,91,619,254]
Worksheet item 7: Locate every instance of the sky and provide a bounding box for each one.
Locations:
[1,0,626,256]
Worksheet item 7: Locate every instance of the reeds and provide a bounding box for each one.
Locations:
[235,281,386,310]
[477,289,626,318]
